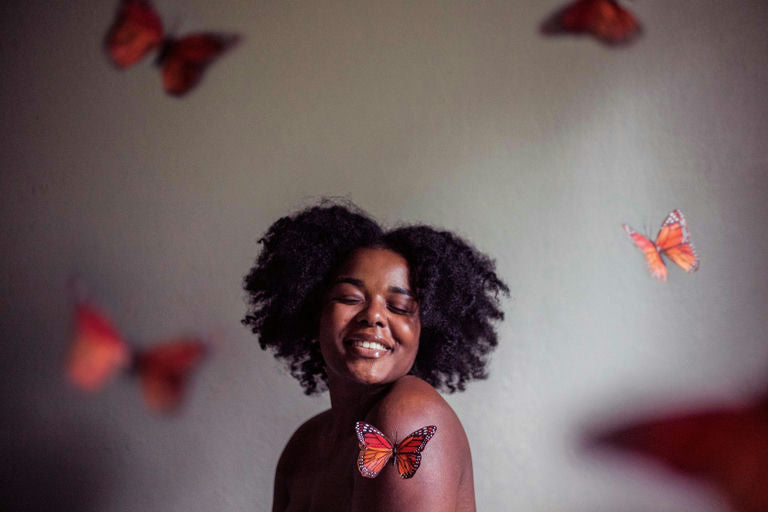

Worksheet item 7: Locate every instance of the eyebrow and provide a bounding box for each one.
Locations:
[332,277,413,297]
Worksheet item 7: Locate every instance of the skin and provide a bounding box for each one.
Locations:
[272,248,476,512]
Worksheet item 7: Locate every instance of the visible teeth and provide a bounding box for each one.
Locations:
[355,340,388,351]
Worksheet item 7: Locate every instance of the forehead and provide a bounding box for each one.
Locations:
[335,247,411,286]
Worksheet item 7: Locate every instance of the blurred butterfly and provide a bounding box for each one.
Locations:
[67,302,208,412]
[105,0,240,96]
[541,0,641,45]
[67,303,131,391]
[355,421,437,479]
[592,395,768,512]
[622,209,699,282]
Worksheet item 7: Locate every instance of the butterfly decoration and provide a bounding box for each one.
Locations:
[67,302,131,391]
[622,209,700,282]
[591,395,768,512]
[541,0,642,45]
[355,421,437,479]
[67,302,208,412]
[104,0,240,96]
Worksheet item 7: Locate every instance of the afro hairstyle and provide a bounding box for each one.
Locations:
[242,200,508,394]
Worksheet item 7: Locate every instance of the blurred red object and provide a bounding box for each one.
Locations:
[541,0,641,45]
[135,339,208,412]
[105,0,164,68]
[158,34,240,96]
[593,396,768,512]
[66,301,207,412]
[104,0,240,96]
[67,303,130,391]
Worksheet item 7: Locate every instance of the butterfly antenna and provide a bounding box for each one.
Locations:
[642,217,651,236]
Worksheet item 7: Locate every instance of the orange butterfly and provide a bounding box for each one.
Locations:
[67,302,207,412]
[593,396,768,512]
[541,0,641,45]
[622,209,699,282]
[355,421,437,479]
[104,0,239,96]
[67,303,131,391]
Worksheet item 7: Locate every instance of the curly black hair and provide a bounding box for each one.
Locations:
[242,200,509,395]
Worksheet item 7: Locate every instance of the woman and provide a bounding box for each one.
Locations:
[243,201,508,511]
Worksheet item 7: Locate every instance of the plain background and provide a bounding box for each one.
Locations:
[2,0,767,510]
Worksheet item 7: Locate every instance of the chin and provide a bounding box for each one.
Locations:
[344,364,394,387]
[349,370,388,386]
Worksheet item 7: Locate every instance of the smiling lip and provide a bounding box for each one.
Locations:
[344,334,393,353]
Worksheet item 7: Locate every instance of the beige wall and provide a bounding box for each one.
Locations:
[2,0,767,510]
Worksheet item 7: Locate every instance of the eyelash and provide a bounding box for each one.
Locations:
[388,305,409,315]
[334,297,361,305]
[332,297,410,315]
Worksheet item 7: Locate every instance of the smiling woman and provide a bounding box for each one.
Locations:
[319,248,422,388]
[242,200,508,511]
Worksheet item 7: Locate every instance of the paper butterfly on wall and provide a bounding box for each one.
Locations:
[67,302,208,412]
[592,395,768,512]
[355,421,437,479]
[105,0,240,96]
[622,209,700,282]
[541,0,641,45]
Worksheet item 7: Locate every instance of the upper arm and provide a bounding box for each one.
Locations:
[272,438,293,512]
[272,413,323,512]
[350,377,471,512]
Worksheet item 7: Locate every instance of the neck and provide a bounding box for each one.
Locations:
[326,374,390,438]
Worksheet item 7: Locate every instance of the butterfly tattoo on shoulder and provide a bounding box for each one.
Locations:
[622,209,700,282]
[355,421,437,479]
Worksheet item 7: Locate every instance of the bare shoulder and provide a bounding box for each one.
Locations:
[369,376,467,446]
[277,409,331,474]
[280,409,331,463]
[353,376,474,512]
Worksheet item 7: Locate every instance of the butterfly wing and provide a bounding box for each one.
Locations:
[105,0,164,68]
[160,33,239,96]
[654,209,700,274]
[595,401,768,512]
[135,339,207,412]
[67,303,130,391]
[355,421,395,478]
[541,0,641,45]
[394,425,437,479]
[622,223,667,282]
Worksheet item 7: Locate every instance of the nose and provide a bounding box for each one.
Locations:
[356,299,386,328]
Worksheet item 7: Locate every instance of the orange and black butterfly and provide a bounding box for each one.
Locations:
[592,395,768,512]
[622,209,699,282]
[67,302,208,412]
[104,0,239,96]
[355,421,437,479]
[541,0,641,45]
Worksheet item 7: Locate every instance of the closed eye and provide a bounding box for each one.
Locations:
[333,296,362,305]
[387,303,415,315]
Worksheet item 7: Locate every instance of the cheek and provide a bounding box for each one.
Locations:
[394,318,421,347]
[317,304,355,340]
